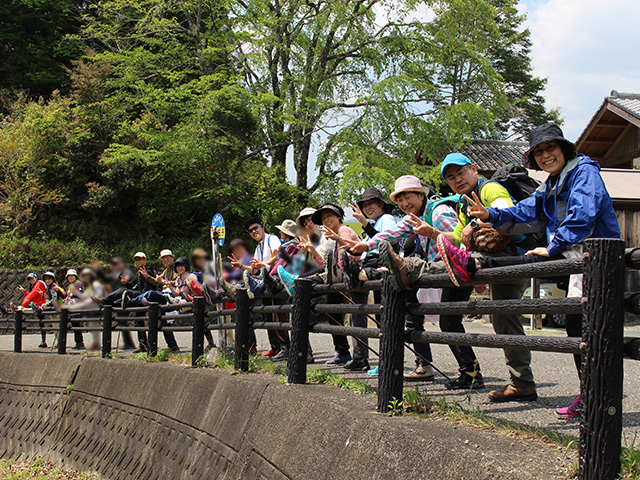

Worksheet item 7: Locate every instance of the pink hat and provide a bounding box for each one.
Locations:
[389,175,430,202]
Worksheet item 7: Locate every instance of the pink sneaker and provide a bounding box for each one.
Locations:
[556,395,581,418]
[436,234,472,287]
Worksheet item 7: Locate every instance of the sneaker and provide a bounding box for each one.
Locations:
[249,346,258,355]
[404,362,435,382]
[219,277,237,301]
[338,249,362,291]
[203,285,223,305]
[367,366,379,376]
[446,371,485,390]
[488,385,538,403]
[261,267,283,296]
[343,358,370,371]
[262,348,278,357]
[272,346,289,362]
[379,241,411,291]
[556,395,581,418]
[141,298,150,307]
[170,346,181,353]
[436,234,472,287]
[133,346,147,354]
[121,291,130,309]
[72,344,86,350]
[243,270,265,299]
[91,295,104,307]
[277,265,298,296]
[325,352,352,366]
[38,342,48,349]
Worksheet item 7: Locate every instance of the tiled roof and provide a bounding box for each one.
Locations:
[460,139,528,172]
[608,92,640,120]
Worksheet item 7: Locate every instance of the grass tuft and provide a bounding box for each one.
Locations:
[306,367,374,395]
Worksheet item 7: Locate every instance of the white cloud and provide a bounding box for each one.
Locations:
[523,0,640,140]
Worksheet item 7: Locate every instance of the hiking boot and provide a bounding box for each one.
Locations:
[272,346,289,362]
[367,366,379,376]
[170,346,181,353]
[219,277,237,301]
[262,348,278,357]
[437,234,472,287]
[343,358,370,371]
[338,249,362,291]
[121,291,130,309]
[325,352,352,366]
[261,267,283,296]
[446,371,485,390]
[489,385,538,403]
[91,295,104,307]
[277,265,298,296]
[203,285,223,305]
[38,342,48,349]
[404,362,435,382]
[556,395,581,418]
[379,241,411,291]
[243,270,265,299]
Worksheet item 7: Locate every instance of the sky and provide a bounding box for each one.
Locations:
[289,0,640,186]
[520,0,640,140]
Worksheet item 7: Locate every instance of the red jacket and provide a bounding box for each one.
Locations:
[21,280,47,307]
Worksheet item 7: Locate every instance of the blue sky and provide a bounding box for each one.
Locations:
[289,0,640,185]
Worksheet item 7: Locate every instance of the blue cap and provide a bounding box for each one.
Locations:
[440,153,472,178]
[26,273,36,279]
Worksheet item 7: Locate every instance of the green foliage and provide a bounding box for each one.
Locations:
[132,348,191,364]
[0,233,103,269]
[306,367,374,394]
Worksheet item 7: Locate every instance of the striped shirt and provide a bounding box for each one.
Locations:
[365,203,458,262]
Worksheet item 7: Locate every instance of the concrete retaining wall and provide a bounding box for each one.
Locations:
[0,353,570,479]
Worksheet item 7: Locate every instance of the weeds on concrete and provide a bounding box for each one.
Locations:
[205,350,287,376]
[306,368,374,395]
[131,349,191,365]
[0,456,97,479]
[620,434,640,479]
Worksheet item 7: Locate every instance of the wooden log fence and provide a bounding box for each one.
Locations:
[7,239,640,480]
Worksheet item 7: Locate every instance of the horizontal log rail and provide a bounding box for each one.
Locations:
[407,297,583,316]
[250,321,291,331]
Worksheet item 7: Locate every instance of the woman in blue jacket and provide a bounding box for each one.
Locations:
[436,123,620,418]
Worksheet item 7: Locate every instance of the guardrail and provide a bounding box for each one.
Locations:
[8,238,640,480]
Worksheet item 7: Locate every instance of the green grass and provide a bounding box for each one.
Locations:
[306,367,374,395]
[205,349,288,376]
[131,348,192,365]
[0,457,97,479]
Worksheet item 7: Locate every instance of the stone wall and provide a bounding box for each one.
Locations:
[0,353,570,479]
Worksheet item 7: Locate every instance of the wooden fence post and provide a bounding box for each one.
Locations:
[288,278,313,384]
[192,296,206,367]
[377,273,406,413]
[580,238,625,480]
[57,308,69,355]
[13,309,23,353]
[101,305,113,358]
[147,303,159,357]
[234,288,251,372]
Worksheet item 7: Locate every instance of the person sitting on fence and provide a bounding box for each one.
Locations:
[33,272,66,348]
[17,272,47,311]
[67,268,104,350]
[343,176,458,381]
[106,256,136,350]
[63,269,86,350]
[280,203,370,370]
[190,248,216,350]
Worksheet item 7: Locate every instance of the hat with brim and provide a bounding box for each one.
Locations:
[440,153,473,179]
[190,248,210,260]
[389,175,430,203]
[243,216,263,230]
[27,273,37,280]
[228,238,251,255]
[296,207,317,226]
[159,249,173,258]
[65,269,78,278]
[356,188,394,217]
[174,257,190,270]
[275,219,297,238]
[524,123,576,169]
[43,272,56,280]
[80,268,94,278]
[133,251,146,259]
[311,203,344,225]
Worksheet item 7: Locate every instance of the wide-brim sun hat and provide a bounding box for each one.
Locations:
[389,175,430,203]
[65,269,78,278]
[440,153,473,179]
[356,188,394,217]
[296,207,317,226]
[191,247,210,260]
[311,203,345,225]
[524,123,576,169]
[275,219,297,238]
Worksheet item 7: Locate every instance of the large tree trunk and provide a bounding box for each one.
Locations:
[293,131,312,189]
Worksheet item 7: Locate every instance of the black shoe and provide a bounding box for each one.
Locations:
[339,249,362,291]
[446,372,485,390]
[170,346,181,353]
[72,344,85,350]
[272,346,289,362]
[343,358,370,371]
[261,267,283,296]
[204,285,223,305]
[121,291,130,309]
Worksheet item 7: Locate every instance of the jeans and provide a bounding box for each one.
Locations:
[440,286,479,373]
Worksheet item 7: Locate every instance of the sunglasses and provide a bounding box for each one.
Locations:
[248,225,261,233]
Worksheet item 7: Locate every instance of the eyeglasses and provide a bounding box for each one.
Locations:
[248,225,261,233]
[445,164,472,183]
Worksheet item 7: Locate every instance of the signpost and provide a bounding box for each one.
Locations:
[210,214,227,346]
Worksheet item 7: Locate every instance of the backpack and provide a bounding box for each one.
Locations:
[425,194,460,225]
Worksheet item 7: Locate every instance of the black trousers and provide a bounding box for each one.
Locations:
[440,286,479,373]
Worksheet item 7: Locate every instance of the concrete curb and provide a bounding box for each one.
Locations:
[0,354,572,479]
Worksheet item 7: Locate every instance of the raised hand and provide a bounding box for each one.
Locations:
[227,253,242,269]
[463,191,490,221]
[524,247,550,257]
[350,203,367,226]
[341,239,369,254]
[320,225,340,242]
[406,212,435,238]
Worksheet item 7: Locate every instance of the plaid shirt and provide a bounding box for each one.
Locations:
[365,203,458,262]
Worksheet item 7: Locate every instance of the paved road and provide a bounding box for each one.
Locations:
[3,319,640,445]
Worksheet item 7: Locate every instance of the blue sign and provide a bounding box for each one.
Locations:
[210,214,225,246]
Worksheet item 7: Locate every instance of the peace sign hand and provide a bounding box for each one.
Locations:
[463,192,490,221]
[350,203,367,226]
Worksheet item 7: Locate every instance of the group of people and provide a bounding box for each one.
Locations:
[11,122,619,420]
[216,122,620,420]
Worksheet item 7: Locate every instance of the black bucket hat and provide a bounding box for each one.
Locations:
[356,188,394,217]
[174,257,190,270]
[524,123,576,169]
[243,216,263,230]
[311,203,344,225]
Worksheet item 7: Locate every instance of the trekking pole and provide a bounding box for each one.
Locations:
[338,291,452,381]
[320,311,380,358]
